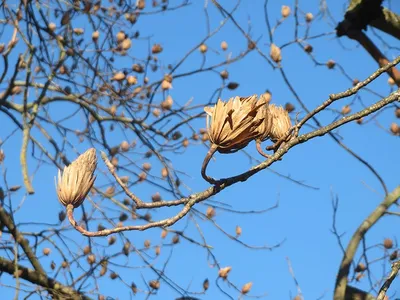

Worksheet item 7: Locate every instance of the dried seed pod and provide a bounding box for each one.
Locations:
[384,238,394,249]
[395,108,400,118]
[137,0,145,9]
[151,192,161,202]
[149,280,160,290]
[390,123,400,135]
[304,44,313,53]
[138,172,147,182]
[56,149,97,208]
[281,5,291,18]
[270,44,282,63]
[206,207,216,219]
[116,31,125,43]
[73,28,84,35]
[105,186,115,196]
[119,213,128,222]
[199,44,208,53]
[161,95,173,110]
[161,167,168,178]
[152,108,161,117]
[144,240,151,248]
[11,86,22,95]
[108,236,116,245]
[285,102,295,113]
[241,282,253,294]
[110,272,118,280]
[92,31,100,41]
[221,41,228,51]
[121,38,132,50]
[172,234,180,244]
[204,96,265,153]
[152,44,163,54]
[111,157,118,167]
[142,162,152,171]
[123,241,131,256]
[388,77,395,86]
[356,118,363,124]
[132,64,144,73]
[83,246,91,255]
[353,79,360,86]
[87,254,96,264]
[98,224,105,231]
[61,261,68,268]
[305,12,313,22]
[131,282,138,294]
[192,133,199,141]
[9,185,21,192]
[182,138,189,147]
[161,229,168,239]
[48,23,56,32]
[355,263,366,272]
[390,250,398,261]
[59,211,66,222]
[220,70,229,80]
[203,278,209,291]
[43,248,51,256]
[127,75,137,85]
[0,44,4,54]
[227,82,239,90]
[218,266,232,279]
[341,105,351,115]
[111,72,125,81]
[326,59,336,69]
[235,225,242,237]
[268,104,292,142]
[161,80,172,90]
[155,245,161,256]
[120,140,130,152]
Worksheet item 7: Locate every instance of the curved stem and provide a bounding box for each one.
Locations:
[256,140,271,158]
[201,144,218,184]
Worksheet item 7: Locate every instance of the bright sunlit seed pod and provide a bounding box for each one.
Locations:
[137,0,146,9]
[149,280,160,290]
[268,104,292,142]
[182,138,189,147]
[218,266,232,279]
[221,41,228,51]
[305,12,313,22]
[92,31,100,41]
[116,31,125,43]
[87,254,96,264]
[121,38,132,50]
[161,167,168,178]
[270,43,282,63]
[142,162,152,171]
[120,140,130,152]
[326,59,336,69]
[138,172,147,182]
[127,75,137,85]
[206,207,216,219]
[199,44,208,53]
[105,186,115,196]
[152,44,163,54]
[161,229,168,239]
[341,105,351,115]
[161,80,172,90]
[281,5,291,18]
[56,149,97,208]
[43,248,51,256]
[48,23,56,32]
[390,123,400,135]
[241,282,253,294]
[255,94,273,142]
[384,238,394,249]
[161,95,173,110]
[152,108,161,117]
[204,95,265,153]
[235,225,242,237]
[388,77,395,86]
[73,28,84,35]
[61,261,68,268]
[111,72,125,81]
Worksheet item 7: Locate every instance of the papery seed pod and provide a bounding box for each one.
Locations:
[0,44,4,54]
[120,140,130,152]
[305,12,313,22]
[161,229,168,239]
[43,248,51,256]
[149,280,160,290]
[384,238,394,249]
[73,28,84,35]
[218,266,231,279]
[61,261,68,268]
[83,246,91,255]
[304,44,313,53]
[152,108,161,117]
[11,86,22,95]
[105,186,115,196]
[326,59,336,69]
[161,80,172,90]
[111,72,125,81]
[182,138,189,147]
[285,102,295,113]
[396,108,400,118]
[268,104,292,142]
[172,131,182,140]
[131,282,138,294]
[356,273,364,282]
[355,263,366,272]
[241,282,253,294]
[201,133,209,142]
[155,245,161,255]
[48,23,56,32]
[9,185,21,192]
[390,123,400,135]
[281,5,291,18]
[235,225,242,237]
[192,133,199,141]
[87,254,96,264]
[161,95,173,110]
[116,31,125,43]
[227,82,239,90]
[138,172,147,182]
[123,241,131,256]
[98,295,105,300]
[132,64,144,73]
[203,278,209,291]
[110,105,117,116]
[151,192,161,202]
[161,167,168,178]
[152,44,163,54]
[119,213,128,222]
[341,105,351,115]
[127,75,137,85]
[220,70,229,80]
[111,157,118,167]
[172,234,179,244]
[56,149,97,208]
[108,236,116,245]
[206,207,215,219]
[199,44,208,53]
[144,240,151,248]
[59,211,66,222]
[110,272,118,279]
[248,40,256,50]
[221,41,228,51]
[353,79,360,86]
[137,0,145,9]
[121,38,132,50]
[356,118,363,124]
[98,224,105,231]
[92,31,100,41]
[142,162,151,171]
[388,77,395,86]
[390,250,398,261]
[270,44,282,63]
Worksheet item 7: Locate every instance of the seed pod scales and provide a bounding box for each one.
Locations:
[268,104,292,142]
[204,96,265,153]
[255,95,273,142]
[56,149,97,208]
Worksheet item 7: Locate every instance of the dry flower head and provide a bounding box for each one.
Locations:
[268,104,292,142]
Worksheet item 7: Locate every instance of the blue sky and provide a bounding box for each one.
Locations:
[0,0,399,299]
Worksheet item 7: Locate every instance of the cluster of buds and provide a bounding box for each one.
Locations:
[202,95,292,183]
